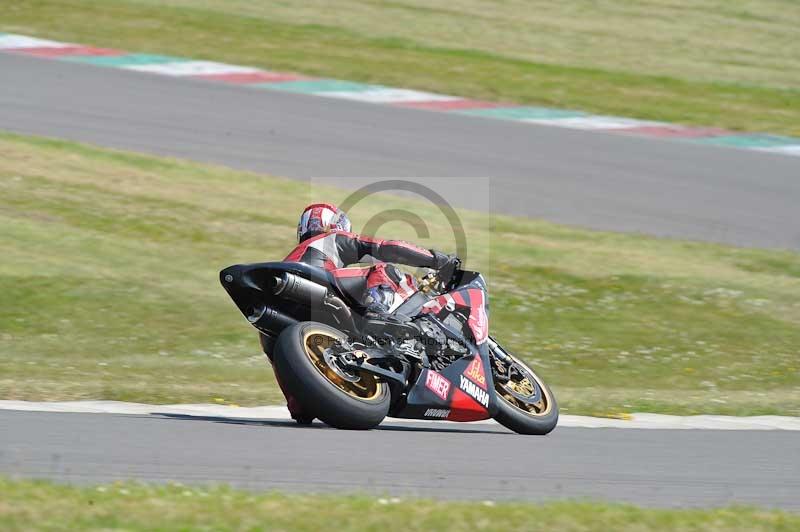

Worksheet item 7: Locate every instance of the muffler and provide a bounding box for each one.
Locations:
[272,272,329,304]
[248,305,297,335]
[272,272,355,330]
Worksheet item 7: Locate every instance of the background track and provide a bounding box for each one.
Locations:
[1,53,799,249]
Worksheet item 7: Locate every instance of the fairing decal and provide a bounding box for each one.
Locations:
[466,288,488,345]
[464,355,487,389]
[395,345,497,421]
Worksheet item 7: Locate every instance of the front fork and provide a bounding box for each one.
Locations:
[487,336,514,383]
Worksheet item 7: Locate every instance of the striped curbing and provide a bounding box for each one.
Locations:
[7,45,124,58]
[694,134,800,148]
[458,106,586,120]
[1,32,799,157]
[61,53,185,67]
[257,79,376,93]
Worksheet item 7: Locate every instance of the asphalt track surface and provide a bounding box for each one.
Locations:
[2,410,799,509]
[1,52,799,250]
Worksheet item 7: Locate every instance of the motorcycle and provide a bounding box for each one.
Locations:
[219,259,558,435]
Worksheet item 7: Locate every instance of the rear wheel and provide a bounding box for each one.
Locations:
[491,341,558,435]
[272,322,390,430]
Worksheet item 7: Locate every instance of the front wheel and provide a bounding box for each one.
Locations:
[272,322,390,429]
[491,340,558,435]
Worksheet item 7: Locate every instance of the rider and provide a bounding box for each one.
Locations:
[285,203,459,315]
[276,203,459,422]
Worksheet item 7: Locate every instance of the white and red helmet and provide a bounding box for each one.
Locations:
[297,203,352,242]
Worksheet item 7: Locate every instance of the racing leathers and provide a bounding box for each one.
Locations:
[284,231,454,313]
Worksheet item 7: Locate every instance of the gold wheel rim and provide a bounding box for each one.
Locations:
[303,330,382,401]
[495,355,553,417]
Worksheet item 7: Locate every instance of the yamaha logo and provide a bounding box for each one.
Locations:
[459,375,489,408]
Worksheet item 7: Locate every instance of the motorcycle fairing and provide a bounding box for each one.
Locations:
[422,287,489,345]
[422,272,488,335]
[393,276,497,421]
[220,261,367,332]
[221,261,336,316]
[393,343,498,421]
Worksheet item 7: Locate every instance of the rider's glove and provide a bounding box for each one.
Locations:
[430,250,461,288]
[431,250,459,270]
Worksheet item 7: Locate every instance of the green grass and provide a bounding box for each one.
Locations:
[1,132,800,415]
[2,0,799,135]
[2,478,798,531]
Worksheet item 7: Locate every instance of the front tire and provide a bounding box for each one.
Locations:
[272,322,390,430]
[491,341,559,435]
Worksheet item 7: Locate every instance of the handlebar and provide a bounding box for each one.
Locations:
[438,257,462,290]
[418,259,463,294]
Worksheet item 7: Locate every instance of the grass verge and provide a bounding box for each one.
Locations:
[1,478,799,531]
[1,0,799,135]
[1,132,799,415]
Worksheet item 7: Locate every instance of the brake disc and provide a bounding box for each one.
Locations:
[502,365,543,405]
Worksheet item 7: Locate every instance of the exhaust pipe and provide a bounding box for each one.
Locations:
[272,272,355,330]
[248,305,297,335]
[272,272,329,303]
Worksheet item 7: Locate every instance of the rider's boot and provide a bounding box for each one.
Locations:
[271,363,315,425]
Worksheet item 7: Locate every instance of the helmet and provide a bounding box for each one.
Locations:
[297,203,351,242]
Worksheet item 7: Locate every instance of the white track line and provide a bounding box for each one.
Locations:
[321,88,461,103]
[2,401,799,430]
[0,34,75,49]
[124,61,262,76]
[756,145,800,156]
[521,116,666,130]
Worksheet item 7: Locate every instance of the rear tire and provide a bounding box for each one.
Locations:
[272,322,390,430]
[259,332,276,361]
